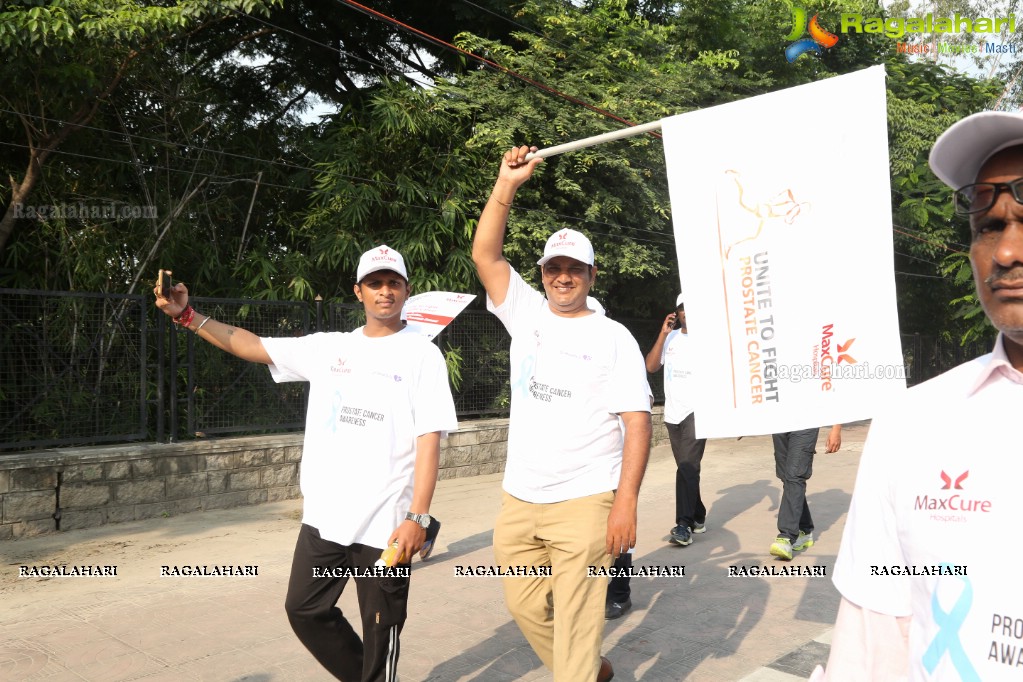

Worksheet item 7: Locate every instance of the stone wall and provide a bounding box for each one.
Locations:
[1,408,668,540]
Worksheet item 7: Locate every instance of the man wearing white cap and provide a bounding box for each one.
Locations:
[644,293,707,548]
[154,245,457,681]
[813,112,1023,679]
[473,145,652,682]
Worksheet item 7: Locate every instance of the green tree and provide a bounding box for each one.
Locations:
[884,58,1002,341]
[298,79,488,300]
[0,0,286,257]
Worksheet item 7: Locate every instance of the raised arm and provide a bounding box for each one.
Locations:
[154,281,271,365]
[645,313,676,372]
[471,145,544,307]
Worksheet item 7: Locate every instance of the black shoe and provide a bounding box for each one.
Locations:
[597,656,615,681]
[605,597,632,620]
[420,517,441,560]
[669,524,692,546]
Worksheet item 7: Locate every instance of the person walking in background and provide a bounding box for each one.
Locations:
[645,294,707,547]
[768,425,841,561]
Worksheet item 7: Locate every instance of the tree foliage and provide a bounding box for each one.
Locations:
[0,0,1009,342]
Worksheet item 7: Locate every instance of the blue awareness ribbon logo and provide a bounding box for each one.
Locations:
[324,391,342,432]
[922,567,979,681]
[510,355,535,399]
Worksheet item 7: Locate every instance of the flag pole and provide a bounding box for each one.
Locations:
[524,120,663,160]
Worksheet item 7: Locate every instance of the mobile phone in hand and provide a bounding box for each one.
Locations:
[157,269,172,298]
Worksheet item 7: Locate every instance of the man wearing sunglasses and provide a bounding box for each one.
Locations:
[814,112,1023,679]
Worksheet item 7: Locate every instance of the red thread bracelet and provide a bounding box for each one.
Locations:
[174,305,195,328]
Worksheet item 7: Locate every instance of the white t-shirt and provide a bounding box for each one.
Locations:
[262,327,458,548]
[487,268,651,503]
[661,329,697,424]
[832,335,1023,680]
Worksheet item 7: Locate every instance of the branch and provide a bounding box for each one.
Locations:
[262,87,311,126]
[124,177,210,298]
[183,26,275,77]
[380,43,442,83]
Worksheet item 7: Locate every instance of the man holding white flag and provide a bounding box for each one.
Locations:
[815,111,1023,680]
[472,145,651,682]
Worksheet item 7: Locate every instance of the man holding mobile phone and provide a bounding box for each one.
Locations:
[645,294,707,548]
[153,248,457,682]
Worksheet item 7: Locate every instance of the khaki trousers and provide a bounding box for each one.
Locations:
[493,490,614,681]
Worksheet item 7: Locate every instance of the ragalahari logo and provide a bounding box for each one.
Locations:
[785,7,839,62]
[940,470,968,490]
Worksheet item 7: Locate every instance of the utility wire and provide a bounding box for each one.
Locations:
[0,140,678,247]
[332,0,659,137]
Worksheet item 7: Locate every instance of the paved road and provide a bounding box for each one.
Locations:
[1,424,868,681]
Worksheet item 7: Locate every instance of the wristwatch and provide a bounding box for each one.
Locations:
[405,512,431,530]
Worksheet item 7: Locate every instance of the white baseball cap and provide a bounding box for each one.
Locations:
[929,110,1023,190]
[537,229,595,266]
[356,245,408,282]
[676,293,685,308]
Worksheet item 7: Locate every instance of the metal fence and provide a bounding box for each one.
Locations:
[0,289,148,450]
[171,297,314,440]
[901,333,992,385]
[0,287,996,452]
[0,289,522,452]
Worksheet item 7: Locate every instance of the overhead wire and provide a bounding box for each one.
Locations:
[9,101,975,257]
[895,271,946,279]
[238,10,436,89]
[1,5,979,263]
[3,111,976,260]
[451,0,708,113]
[4,132,978,259]
[0,139,679,247]
[326,1,978,256]
[332,0,658,136]
[893,225,968,254]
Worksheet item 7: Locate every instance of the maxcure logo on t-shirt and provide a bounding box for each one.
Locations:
[913,469,993,522]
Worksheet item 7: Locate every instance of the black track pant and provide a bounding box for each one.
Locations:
[284,524,410,682]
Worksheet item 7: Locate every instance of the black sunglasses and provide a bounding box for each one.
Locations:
[954,177,1023,215]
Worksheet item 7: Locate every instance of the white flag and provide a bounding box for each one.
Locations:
[401,291,476,340]
[661,66,905,438]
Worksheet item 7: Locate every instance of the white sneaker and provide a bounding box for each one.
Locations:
[792,531,814,552]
